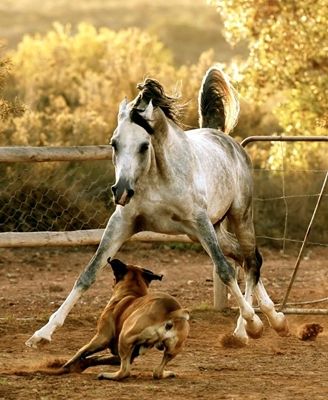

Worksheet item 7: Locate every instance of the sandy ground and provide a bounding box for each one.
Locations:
[0,243,327,400]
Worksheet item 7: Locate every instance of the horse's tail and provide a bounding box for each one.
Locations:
[198,66,240,134]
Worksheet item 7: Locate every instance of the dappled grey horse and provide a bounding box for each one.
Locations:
[26,66,288,349]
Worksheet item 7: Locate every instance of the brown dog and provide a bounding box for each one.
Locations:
[63,258,190,380]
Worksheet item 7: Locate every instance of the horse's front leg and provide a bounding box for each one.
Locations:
[194,213,263,344]
[25,209,135,349]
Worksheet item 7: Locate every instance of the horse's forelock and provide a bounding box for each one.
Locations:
[129,78,183,130]
[130,108,155,135]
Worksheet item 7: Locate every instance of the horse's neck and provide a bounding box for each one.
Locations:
[150,120,189,180]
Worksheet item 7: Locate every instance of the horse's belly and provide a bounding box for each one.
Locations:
[135,204,194,236]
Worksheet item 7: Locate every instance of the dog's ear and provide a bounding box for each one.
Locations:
[141,268,163,284]
[108,259,128,282]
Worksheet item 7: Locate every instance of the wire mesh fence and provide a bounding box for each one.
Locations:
[253,168,328,250]
[0,159,115,233]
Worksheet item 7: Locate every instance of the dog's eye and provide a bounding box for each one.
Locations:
[139,142,149,154]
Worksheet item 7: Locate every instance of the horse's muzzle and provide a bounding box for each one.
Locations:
[112,180,135,206]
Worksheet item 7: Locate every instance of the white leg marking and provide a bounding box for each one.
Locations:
[254,279,289,336]
[229,279,263,342]
[25,210,134,349]
[25,285,83,348]
[233,275,254,344]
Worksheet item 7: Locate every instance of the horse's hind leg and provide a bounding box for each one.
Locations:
[230,208,288,338]
[213,220,244,311]
[195,212,263,344]
[233,247,264,342]
[254,279,289,336]
[214,219,244,265]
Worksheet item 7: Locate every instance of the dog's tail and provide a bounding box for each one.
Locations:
[198,65,239,134]
[164,309,190,331]
[169,309,190,322]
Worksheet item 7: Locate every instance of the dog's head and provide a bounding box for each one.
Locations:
[108,258,163,292]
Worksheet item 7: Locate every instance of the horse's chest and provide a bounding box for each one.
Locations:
[135,204,189,234]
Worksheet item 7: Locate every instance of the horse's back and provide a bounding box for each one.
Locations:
[185,128,251,171]
[185,128,253,220]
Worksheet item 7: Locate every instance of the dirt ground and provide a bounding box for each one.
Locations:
[0,243,327,400]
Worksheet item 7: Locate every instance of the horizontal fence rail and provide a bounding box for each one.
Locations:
[0,230,192,247]
[240,134,328,146]
[0,145,112,162]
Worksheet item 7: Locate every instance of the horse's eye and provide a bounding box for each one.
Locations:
[139,142,149,154]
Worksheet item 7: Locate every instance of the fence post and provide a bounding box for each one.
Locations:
[213,270,228,311]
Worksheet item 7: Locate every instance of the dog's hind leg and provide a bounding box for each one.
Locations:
[64,334,110,371]
[153,318,189,379]
[153,351,176,379]
[64,307,115,369]
[64,314,115,370]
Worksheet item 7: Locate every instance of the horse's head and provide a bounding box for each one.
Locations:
[110,98,155,206]
[110,79,182,207]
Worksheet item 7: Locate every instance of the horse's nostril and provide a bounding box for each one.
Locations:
[127,189,135,198]
[111,186,117,195]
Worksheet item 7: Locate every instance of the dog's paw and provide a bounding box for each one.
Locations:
[97,371,126,381]
[153,369,176,379]
[98,372,114,380]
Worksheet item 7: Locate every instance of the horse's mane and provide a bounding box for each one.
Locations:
[130,78,183,133]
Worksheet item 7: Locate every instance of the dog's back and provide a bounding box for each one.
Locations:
[119,292,189,350]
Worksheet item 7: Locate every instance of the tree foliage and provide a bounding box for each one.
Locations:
[0,45,24,122]
[213,0,327,135]
[212,0,327,168]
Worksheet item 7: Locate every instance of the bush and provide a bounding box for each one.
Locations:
[1,23,218,146]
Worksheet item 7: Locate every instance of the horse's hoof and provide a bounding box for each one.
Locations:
[221,333,248,348]
[245,315,264,339]
[25,333,51,349]
[272,313,290,337]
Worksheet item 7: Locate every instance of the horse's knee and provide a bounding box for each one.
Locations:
[214,260,235,285]
[76,269,97,290]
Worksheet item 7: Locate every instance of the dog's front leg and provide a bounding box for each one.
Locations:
[26,208,135,349]
[97,355,131,381]
[97,336,133,380]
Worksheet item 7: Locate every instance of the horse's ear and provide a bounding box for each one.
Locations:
[138,99,154,121]
[118,98,129,121]
[108,258,128,282]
